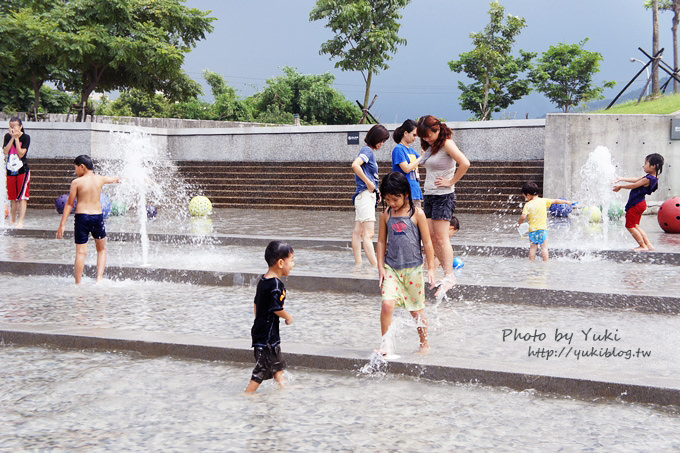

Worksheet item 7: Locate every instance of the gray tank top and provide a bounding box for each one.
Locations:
[422,148,456,195]
[385,212,423,269]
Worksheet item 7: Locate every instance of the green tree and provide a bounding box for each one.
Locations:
[249,66,361,125]
[310,0,409,123]
[202,69,254,122]
[39,86,75,113]
[0,0,68,117]
[529,39,616,113]
[167,98,213,120]
[97,89,171,118]
[448,1,535,121]
[51,0,215,121]
[0,84,33,113]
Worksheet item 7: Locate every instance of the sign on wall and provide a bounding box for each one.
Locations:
[671,119,680,140]
[347,132,360,145]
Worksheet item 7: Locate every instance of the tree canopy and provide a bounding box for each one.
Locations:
[529,39,615,113]
[448,1,534,120]
[310,0,409,123]
[98,67,360,125]
[250,66,361,125]
[0,0,215,120]
[0,0,65,116]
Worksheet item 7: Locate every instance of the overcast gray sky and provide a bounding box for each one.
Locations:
[182,0,673,122]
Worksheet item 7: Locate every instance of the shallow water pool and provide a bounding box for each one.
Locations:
[1,274,678,385]
[1,346,678,451]
[1,236,679,297]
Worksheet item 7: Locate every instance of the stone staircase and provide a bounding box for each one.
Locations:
[25,159,77,211]
[27,159,543,214]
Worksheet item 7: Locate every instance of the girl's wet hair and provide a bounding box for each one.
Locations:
[9,116,24,132]
[74,154,94,170]
[380,171,415,216]
[417,115,452,153]
[646,153,664,176]
[364,124,390,149]
[265,241,294,266]
[392,119,417,143]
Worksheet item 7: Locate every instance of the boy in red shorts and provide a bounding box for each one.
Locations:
[613,153,664,251]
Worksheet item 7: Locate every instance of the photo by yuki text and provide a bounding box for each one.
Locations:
[501,327,652,361]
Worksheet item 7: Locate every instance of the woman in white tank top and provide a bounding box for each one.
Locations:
[416,115,470,297]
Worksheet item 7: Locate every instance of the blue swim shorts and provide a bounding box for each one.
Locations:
[528,229,547,245]
[74,213,106,244]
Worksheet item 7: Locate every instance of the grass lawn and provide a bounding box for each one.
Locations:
[591,93,680,114]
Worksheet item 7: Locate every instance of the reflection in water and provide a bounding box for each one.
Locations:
[524,265,548,288]
[8,238,27,261]
[621,268,647,294]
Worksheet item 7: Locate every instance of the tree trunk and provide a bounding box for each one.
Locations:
[360,70,373,124]
[674,0,680,93]
[78,85,95,122]
[76,66,106,122]
[481,73,491,120]
[30,76,41,120]
[653,0,661,95]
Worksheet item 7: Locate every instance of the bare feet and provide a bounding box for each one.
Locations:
[417,343,430,354]
[435,273,456,299]
[374,349,400,360]
[632,246,648,252]
[375,332,400,359]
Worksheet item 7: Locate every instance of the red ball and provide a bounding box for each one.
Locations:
[657,196,680,233]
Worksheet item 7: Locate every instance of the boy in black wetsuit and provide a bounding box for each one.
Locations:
[244,241,294,393]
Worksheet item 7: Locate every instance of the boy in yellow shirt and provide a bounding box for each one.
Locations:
[515,182,571,261]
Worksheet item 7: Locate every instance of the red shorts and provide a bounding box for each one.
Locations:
[625,200,646,228]
[7,171,30,201]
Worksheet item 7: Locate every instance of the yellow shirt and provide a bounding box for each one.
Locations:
[522,197,554,232]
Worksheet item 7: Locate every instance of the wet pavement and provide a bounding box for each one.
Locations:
[0,207,679,408]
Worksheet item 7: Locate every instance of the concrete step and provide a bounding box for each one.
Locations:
[26,158,542,214]
[177,165,543,174]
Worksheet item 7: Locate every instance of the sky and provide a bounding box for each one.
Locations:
[181,0,675,122]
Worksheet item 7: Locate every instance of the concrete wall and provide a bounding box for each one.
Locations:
[12,113,679,202]
[544,113,680,203]
[0,112,277,129]
[20,122,168,161]
[16,119,545,163]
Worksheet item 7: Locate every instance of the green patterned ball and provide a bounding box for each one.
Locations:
[111,201,127,216]
[189,196,212,216]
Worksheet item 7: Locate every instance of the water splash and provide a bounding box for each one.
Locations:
[358,353,388,377]
[378,324,399,359]
[98,129,197,265]
[572,146,625,246]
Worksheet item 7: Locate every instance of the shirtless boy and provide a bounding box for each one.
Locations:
[56,155,120,284]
